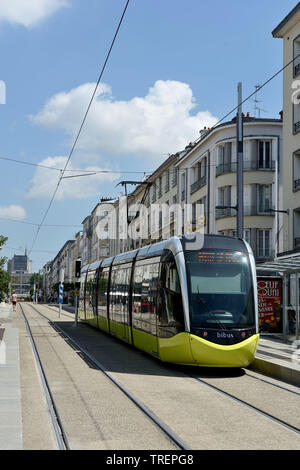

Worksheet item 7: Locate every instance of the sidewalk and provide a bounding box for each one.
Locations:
[0,302,22,450]
[249,335,300,386]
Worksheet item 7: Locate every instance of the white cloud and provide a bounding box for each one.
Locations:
[32,80,218,163]
[0,205,26,220]
[0,0,69,28]
[26,156,120,200]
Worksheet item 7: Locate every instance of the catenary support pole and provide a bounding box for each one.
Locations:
[237,82,244,239]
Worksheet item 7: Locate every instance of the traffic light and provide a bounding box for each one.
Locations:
[75,259,81,279]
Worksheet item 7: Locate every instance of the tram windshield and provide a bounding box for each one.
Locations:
[185,250,255,329]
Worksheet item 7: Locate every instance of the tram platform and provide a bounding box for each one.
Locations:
[0,302,299,449]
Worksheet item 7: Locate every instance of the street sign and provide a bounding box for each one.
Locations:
[59,284,63,304]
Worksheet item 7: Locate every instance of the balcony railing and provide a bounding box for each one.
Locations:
[294,178,300,191]
[190,175,207,194]
[256,249,275,260]
[294,121,300,133]
[216,160,275,176]
[295,62,300,76]
[216,205,275,220]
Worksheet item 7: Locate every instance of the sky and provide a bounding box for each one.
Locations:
[0,0,297,272]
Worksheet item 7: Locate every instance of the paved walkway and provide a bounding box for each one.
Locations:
[0,303,22,450]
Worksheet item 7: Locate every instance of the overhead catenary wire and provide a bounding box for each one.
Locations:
[28,0,130,255]
[3,52,296,186]
[0,217,81,228]
[24,33,298,255]
[0,155,153,174]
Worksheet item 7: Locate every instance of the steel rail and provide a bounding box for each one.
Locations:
[191,375,300,436]
[28,303,191,451]
[245,370,300,397]
[19,303,70,450]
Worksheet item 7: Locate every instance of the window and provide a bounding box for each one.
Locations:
[158,176,162,198]
[218,187,225,206]
[244,229,250,244]
[294,35,300,76]
[157,254,184,336]
[185,250,254,329]
[98,268,109,319]
[218,145,225,165]
[165,171,170,192]
[258,185,272,213]
[293,150,300,191]
[85,270,95,319]
[132,261,159,334]
[172,166,177,187]
[258,141,271,169]
[257,230,271,258]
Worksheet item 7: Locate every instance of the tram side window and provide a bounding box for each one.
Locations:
[109,269,117,322]
[92,271,98,316]
[79,273,87,312]
[158,255,184,331]
[133,264,143,317]
[98,268,109,318]
[86,272,94,315]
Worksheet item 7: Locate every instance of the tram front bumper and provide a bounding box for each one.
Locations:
[189,333,259,367]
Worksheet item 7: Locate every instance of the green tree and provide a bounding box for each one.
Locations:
[0,235,10,298]
[30,273,43,289]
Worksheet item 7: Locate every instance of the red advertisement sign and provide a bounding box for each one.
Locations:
[257,277,282,333]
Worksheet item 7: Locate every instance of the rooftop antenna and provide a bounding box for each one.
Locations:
[253,84,268,118]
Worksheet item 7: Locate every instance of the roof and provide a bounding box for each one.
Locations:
[176,116,282,166]
[257,253,300,274]
[272,2,300,37]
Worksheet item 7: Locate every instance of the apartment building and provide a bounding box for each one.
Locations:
[176,116,282,261]
[273,2,300,255]
[110,152,188,255]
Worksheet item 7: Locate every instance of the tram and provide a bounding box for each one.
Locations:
[79,235,259,367]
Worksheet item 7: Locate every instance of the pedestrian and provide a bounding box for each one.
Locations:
[11,292,17,311]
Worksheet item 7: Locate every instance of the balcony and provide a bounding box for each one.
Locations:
[294,178,300,191]
[190,175,207,194]
[216,160,275,176]
[216,205,275,220]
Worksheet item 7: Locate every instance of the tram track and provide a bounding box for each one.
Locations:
[19,303,70,450]
[22,302,300,450]
[189,374,300,437]
[23,303,191,451]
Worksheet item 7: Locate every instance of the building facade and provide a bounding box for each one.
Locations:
[273,2,300,255]
[7,249,32,297]
[176,116,283,262]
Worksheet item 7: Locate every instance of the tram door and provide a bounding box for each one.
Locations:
[109,265,131,343]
